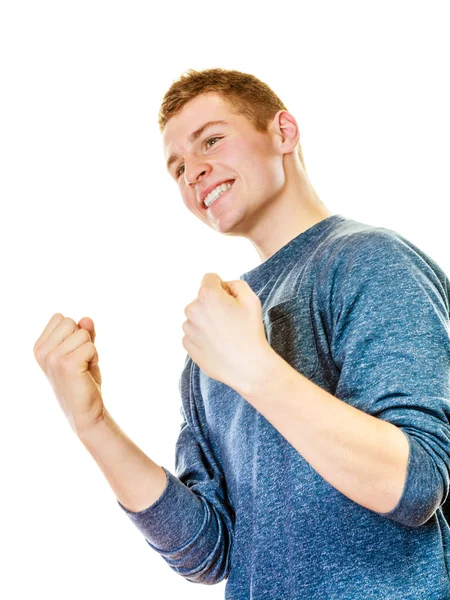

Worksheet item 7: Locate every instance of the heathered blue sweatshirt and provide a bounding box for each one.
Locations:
[118,214,450,599]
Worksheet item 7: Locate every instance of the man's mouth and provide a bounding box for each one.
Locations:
[203,180,235,209]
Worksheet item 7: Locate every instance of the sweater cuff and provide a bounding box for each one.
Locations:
[116,466,205,551]
[373,433,442,527]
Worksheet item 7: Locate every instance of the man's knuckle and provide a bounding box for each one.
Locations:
[47,351,60,370]
[79,329,91,343]
[34,345,45,362]
[198,286,210,300]
[59,354,75,373]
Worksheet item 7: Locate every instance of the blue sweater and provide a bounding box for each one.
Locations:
[118,214,450,599]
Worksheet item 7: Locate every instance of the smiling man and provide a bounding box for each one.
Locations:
[78,69,450,597]
[162,86,333,261]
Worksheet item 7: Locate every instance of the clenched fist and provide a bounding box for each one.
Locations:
[33,313,104,435]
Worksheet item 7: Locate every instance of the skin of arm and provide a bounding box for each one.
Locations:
[77,408,167,513]
[236,344,410,514]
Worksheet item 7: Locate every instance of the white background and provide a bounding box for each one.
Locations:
[1,1,449,598]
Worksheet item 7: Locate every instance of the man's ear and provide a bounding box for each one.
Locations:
[271,110,300,154]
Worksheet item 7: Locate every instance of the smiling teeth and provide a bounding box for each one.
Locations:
[204,182,232,207]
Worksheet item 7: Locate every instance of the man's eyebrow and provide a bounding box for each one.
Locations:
[166,120,229,172]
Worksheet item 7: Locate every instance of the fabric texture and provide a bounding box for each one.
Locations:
[118,214,450,599]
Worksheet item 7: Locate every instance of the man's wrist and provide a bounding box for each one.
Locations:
[234,343,282,400]
[75,405,108,440]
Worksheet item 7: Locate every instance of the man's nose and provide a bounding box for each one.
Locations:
[184,156,211,185]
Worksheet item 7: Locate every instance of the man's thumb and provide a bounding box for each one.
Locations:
[223,280,255,303]
[77,316,96,343]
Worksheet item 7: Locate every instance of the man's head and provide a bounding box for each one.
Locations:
[159,68,307,172]
[160,68,322,246]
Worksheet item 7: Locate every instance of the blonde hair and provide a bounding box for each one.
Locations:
[158,68,306,173]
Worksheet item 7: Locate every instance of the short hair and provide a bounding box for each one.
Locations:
[158,68,307,174]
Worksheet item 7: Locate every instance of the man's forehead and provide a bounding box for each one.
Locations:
[163,95,233,146]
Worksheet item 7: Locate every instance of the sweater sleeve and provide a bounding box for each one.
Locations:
[116,355,234,583]
[321,229,450,528]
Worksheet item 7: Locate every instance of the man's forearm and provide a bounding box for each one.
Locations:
[77,408,167,513]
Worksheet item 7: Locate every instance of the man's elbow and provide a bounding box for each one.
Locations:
[178,549,232,584]
[374,431,447,527]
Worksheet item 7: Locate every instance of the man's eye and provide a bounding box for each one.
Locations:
[176,164,185,178]
[205,136,222,148]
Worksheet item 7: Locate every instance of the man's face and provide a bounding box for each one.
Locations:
[162,92,286,236]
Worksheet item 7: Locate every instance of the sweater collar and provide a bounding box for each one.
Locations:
[240,213,347,290]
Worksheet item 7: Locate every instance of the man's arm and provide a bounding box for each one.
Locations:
[237,346,410,515]
[77,408,167,513]
[34,314,233,582]
[77,354,235,584]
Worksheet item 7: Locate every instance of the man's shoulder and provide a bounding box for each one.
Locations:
[313,218,408,277]
[313,219,450,318]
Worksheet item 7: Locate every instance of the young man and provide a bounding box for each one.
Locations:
[34,68,450,598]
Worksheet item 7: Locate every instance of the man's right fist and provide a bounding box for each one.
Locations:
[33,313,104,435]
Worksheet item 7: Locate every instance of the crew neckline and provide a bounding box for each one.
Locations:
[240,213,347,288]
